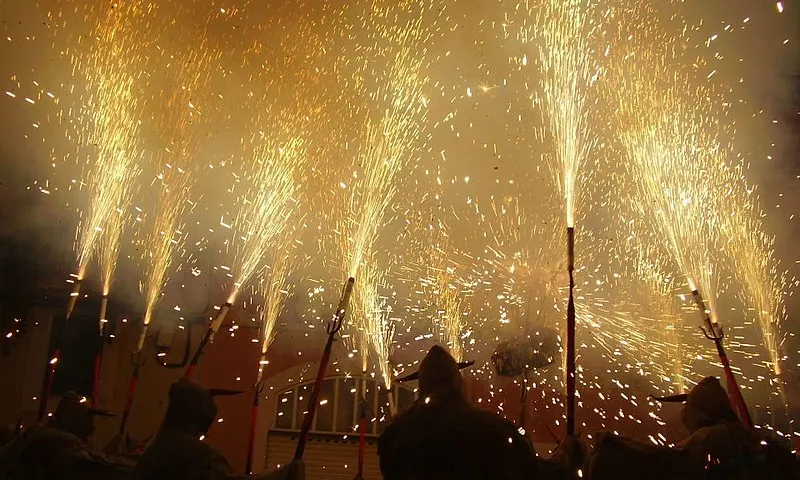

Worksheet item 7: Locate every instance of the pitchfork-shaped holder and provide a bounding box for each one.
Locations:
[700,322,724,342]
[293,277,355,461]
[698,320,754,428]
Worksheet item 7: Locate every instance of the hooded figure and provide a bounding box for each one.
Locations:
[132,378,304,480]
[656,376,799,480]
[378,345,540,480]
[0,392,133,480]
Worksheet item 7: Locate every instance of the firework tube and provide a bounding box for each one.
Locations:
[566,227,576,436]
[293,277,355,461]
[185,302,232,378]
[691,289,753,428]
[65,277,83,321]
[92,294,109,408]
[355,397,367,480]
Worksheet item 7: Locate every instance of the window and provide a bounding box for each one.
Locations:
[271,375,416,435]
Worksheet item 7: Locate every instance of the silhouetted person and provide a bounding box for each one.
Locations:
[0,392,133,479]
[655,376,800,479]
[132,378,303,480]
[378,345,540,480]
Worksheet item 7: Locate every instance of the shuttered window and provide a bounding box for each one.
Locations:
[271,375,415,435]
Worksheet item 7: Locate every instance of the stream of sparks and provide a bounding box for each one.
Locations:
[140,167,191,332]
[618,59,727,328]
[339,1,431,385]
[256,243,296,383]
[72,3,145,284]
[528,0,599,228]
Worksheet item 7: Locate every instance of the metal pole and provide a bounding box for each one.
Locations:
[184,302,231,378]
[355,396,367,480]
[245,380,264,474]
[691,289,753,429]
[92,294,109,408]
[39,277,84,421]
[293,277,355,460]
[566,226,576,436]
[118,349,146,438]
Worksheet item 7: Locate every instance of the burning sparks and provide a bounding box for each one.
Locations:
[256,238,298,383]
[337,0,433,387]
[528,0,600,228]
[4,0,795,448]
[140,166,191,330]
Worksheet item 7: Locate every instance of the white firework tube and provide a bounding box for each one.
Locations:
[135,324,149,352]
[209,302,232,342]
[98,295,109,335]
[66,279,83,320]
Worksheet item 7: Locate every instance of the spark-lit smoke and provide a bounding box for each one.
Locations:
[526,0,601,228]
[256,243,296,383]
[70,3,149,283]
[720,196,788,376]
[352,258,396,389]
[226,136,305,305]
[421,230,467,362]
[338,1,432,382]
[139,167,192,332]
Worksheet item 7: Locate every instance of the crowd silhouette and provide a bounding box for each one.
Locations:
[0,345,798,479]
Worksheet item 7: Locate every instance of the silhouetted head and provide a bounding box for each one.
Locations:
[162,378,242,437]
[681,376,739,433]
[48,392,112,441]
[412,345,475,400]
[652,377,739,434]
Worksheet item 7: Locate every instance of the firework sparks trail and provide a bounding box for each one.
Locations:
[138,39,220,348]
[138,167,191,348]
[523,0,601,436]
[71,3,147,288]
[720,201,787,376]
[525,0,600,228]
[338,1,431,380]
[351,258,396,389]
[421,230,468,362]
[98,207,125,319]
[256,243,297,383]
[226,137,305,307]
[616,47,762,425]
[182,7,324,378]
[617,63,727,325]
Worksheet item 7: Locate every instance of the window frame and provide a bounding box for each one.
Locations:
[269,375,415,436]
